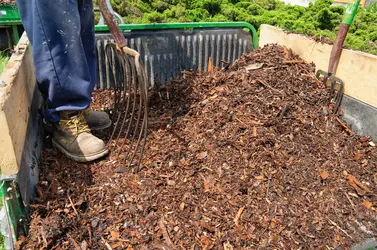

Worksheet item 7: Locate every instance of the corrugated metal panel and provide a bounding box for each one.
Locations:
[95,28,254,89]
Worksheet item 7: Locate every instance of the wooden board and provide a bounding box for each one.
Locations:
[0,33,36,176]
[259,24,377,108]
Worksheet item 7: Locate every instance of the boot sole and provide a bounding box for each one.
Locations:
[52,138,109,163]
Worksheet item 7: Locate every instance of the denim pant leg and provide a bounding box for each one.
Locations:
[16,0,96,122]
[78,0,96,89]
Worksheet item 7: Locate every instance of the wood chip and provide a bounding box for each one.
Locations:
[101,237,113,250]
[224,241,234,250]
[68,195,79,218]
[234,207,245,227]
[320,170,329,180]
[336,117,353,135]
[67,233,81,250]
[347,174,371,196]
[159,218,174,249]
[197,151,208,160]
[363,200,373,209]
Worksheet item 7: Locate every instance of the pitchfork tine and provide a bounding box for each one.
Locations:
[106,45,123,147]
[114,57,132,149]
[122,58,142,161]
[118,57,138,158]
[99,0,148,171]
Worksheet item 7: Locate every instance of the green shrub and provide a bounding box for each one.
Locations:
[110,0,377,55]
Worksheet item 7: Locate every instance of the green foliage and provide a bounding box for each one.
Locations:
[0,233,4,250]
[0,53,9,75]
[366,0,377,12]
[108,0,377,55]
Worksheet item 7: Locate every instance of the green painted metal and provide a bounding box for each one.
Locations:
[343,0,362,25]
[0,5,259,49]
[0,179,28,249]
[95,22,259,50]
[0,4,21,25]
[0,4,21,46]
[11,25,19,44]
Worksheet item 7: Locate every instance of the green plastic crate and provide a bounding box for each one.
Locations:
[0,4,21,25]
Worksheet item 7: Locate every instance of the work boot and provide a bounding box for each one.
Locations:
[44,109,112,134]
[52,111,109,162]
[82,109,112,131]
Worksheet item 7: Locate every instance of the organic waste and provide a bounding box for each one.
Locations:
[17,44,377,249]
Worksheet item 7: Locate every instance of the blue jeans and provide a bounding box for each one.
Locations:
[16,0,96,122]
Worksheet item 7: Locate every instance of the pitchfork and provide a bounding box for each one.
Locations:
[98,0,148,172]
[316,0,360,114]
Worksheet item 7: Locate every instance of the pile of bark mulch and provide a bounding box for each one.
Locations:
[0,0,16,5]
[17,44,377,250]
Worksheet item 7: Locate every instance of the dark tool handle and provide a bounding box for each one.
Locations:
[328,23,349,75]
[328,0,360,74]
[98,0,127,48]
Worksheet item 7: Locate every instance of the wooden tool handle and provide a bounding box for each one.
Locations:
[98,0,127,48]
[328,0,360,74]
[328,23,350,74]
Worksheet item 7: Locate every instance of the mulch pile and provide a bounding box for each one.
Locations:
[0,0,16,5]
[17,44,377,249]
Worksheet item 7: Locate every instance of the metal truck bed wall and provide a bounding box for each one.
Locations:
[94,24,256,88]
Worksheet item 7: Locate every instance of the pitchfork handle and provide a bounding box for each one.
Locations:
[328,24,349,75]
[98,0,127,48]
[328,0,360,75]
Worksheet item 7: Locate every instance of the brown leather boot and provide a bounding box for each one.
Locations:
[52,111,109,162]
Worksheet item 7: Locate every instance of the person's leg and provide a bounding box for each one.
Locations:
[76,0,112,131]
[78,0,96,89]
[16,0,110,162]
[16,0,93,122]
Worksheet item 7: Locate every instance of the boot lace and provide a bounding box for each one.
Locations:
[60,112,90,136]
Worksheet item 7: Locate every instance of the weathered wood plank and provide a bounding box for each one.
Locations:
[0,33,36,176]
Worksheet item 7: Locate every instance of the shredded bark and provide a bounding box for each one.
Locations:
[0,0,16,5]
[18,44,377,249]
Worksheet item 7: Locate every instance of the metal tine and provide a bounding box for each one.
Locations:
[133,57,149,171]
[104,45,119,115]
[106,46,124,146]
[120,56,139,161]
[116,55,137,157]
[98,0,148,171]
[110,45,121,113]
[102,42,148,170]
[123,53,148,169]
[316,69,330,88]
[329,76,344,114]
[114,54,133,149]
[330,77,336,97]
[126,74,144,166]
[316,69,344,114]
[114,49,125,109]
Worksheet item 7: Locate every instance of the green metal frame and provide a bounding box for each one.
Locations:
[95,22,259,50]
[0,4,22,45]
[0,4,21,24]
[0,179,28,249]
[0,5,260,50]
